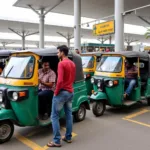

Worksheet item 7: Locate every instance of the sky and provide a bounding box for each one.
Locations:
[0,0,149,48]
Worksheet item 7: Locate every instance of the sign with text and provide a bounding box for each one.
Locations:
[93,20,115,36]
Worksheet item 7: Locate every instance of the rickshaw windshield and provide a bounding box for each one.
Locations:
[97,56,122,73]
[1,56,35,79]
[81,56,94,68]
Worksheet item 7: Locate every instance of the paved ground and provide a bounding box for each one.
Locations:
[1,102,150,150]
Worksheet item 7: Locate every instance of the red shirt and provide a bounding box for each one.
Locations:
[54,58,76,95]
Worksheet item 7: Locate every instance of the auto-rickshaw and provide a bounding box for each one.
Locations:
[81,52,101,95]
[0,48,90,144]
[90,51,150,116]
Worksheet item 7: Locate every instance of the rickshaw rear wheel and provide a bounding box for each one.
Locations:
[0,120,14,144]
[92,101,106,117]
[74,104,86,122]
[147,98,150,106]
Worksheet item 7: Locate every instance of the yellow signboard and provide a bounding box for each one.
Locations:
[93,20,115,36]
[144,46,150,50]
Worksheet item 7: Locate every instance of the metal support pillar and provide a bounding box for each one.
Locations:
[28,0,65,49]
[1,41,15,49]
[109,35,112,44]
[115,0,124,51]
[22,31,25,50]
[8,28,39,50]
[2,42,6,49]
[97,36,109,44]
[67,39,70,48]
[57,32,74,48]
[35,42,39,48]
[39,9,45,48]
[74,0,81,51]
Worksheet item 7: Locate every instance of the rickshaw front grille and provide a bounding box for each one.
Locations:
[94,78,105,91]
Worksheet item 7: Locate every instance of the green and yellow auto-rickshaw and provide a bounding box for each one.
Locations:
[0,48,90,144]
[90,51,150,116]
[81,52,101,95]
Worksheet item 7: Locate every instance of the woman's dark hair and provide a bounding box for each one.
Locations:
[57,45,69,56]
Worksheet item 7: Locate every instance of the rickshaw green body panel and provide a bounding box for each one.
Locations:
[145,78,150,97]
[92,77,124,106]
[0,108,17,122]
[0,84,39,126]
[0,80,89,126]
[90,92,107,100]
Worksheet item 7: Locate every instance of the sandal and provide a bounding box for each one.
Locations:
[47,142,61,147]
[62,136,72,143]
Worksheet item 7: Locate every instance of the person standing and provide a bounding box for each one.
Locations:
[75,49,80,54]
[47,45,76,147]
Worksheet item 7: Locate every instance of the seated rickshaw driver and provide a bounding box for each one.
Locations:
[38,61,56,120]
[124,60,138,99]
[87,60,93,68]
[0,62,4,74]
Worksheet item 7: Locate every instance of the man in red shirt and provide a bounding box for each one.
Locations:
[47,45,76,147]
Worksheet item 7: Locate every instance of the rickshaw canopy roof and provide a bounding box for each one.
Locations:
[103,51,150,77]
[104,51,149,61]
[13,48,58,56]
[12,48,84,82]
[81,52,102,57]
[0,50,14,58]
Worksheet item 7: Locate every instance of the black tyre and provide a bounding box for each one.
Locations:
[0,120,14,144]
[74,104,86,122]
[92,101,106,117]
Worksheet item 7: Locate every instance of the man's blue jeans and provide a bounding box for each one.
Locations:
[51,90,73,144]
[38,90,53,115]
[125,78,136,96]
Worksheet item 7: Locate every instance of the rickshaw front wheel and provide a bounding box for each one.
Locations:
[0,120,14,144]
[74,104,86,122]
[92,101,106,117]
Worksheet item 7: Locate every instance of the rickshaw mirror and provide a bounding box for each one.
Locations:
[134,62,145,68]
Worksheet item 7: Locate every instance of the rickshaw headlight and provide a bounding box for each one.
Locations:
[97,80,101,87]
[0,93,3,102]
[1,104,5,108]
[12,92,18,101]
[108,80,113,87]
[91,78,94,84]
[84,74,86,79]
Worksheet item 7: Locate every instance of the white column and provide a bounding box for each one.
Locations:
[74,0,81,51]
[67,39,70,48]
[115,0,124,51]
[22,32,25,50]
[39,8,45,49]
